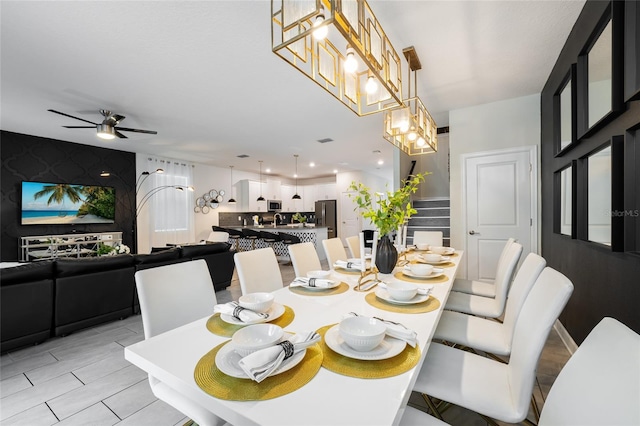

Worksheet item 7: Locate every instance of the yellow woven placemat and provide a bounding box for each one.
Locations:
[206,305,295,337]
[410,250,458,258]
[334,267,362,275]
[364,291,440,314]
[194,340,323,401]
[289,282,350,296]
[410,260,456,268]
[317,324,420,379]
[393,271,448,284]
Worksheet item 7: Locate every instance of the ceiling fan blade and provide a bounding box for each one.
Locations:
[111,114,126,123]
[114,130,128,139]
[117,127,158,135]
[63,126,96,129]
[48,109,98,125]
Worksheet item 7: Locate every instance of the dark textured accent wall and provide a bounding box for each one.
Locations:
[1,131,136,261]
[541,1,640,343]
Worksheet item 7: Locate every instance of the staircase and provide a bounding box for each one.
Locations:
[407,198,451,247]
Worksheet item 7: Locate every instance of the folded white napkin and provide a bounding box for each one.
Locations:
[290,277,337,288]
[334,260,362,269]
[213,302,269,323]
[238,331,321,383]
[378,281,434,296]
[343,312,418,348]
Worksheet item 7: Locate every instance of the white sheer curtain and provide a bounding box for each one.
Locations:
[145,157,195,247]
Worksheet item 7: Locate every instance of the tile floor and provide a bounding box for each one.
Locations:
[0,261,572,426]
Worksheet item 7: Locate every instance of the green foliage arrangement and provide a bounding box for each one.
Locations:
[347,172,429,237]
[292,212,307,223]
[96,242,115,256]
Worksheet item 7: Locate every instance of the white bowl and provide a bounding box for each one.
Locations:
[423,253,443,262]
[238,292,275,313]
[416,243,430,251]
[431,246,454,255]
[385,281,418,301]
[409,263,434,276]
[339,316,386,352]
[232,324,283,357]
[307,270,330,279]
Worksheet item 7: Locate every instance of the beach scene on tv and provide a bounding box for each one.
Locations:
[21,181,116,225]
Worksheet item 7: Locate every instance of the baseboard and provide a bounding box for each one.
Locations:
[554,319,578,354]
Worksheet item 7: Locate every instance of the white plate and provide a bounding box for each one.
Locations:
[402,267,445,279]
[215,338,305,379]
[220,303,285,325]
[324,325,406,361]
[293,280,340,291]
[430,248,455,255]
[375,288,430,305]
[418,256,451,265]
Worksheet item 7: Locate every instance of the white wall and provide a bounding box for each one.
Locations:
[449,94,541,275]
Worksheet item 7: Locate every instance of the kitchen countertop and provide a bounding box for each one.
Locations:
[228,225,326,230]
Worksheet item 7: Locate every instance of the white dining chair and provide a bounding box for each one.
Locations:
[411,267,573,424]
[537,317,640,426]
[444,241,522,318]
[234,247,283,294]
[434,252,546,356]
[288,242,322,278]
[451,237,516,297]
[399,406,450,425]
[322,237,349,269]
[412,231,443,247]
[345,235,360,258]
[134,260,226,426]
[206,231,229,243]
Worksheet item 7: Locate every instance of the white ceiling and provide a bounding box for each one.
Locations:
[0,0,585,180]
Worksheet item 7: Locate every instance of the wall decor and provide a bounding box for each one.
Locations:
[554,64,577,155]
[195,189,224,214]
[576,1,624,139]
[624,0,640,102]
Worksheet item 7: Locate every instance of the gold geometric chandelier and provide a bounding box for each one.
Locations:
[271,0,404,116]
[383,46,437,155]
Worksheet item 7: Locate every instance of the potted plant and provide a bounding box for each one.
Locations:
[348,172,428,273]
[292,212,307,227]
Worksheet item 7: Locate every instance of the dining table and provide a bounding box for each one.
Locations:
[124,248,463,426]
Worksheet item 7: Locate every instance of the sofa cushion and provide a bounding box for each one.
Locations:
[134,248,181,265]
[55,255,135,277]
[1,260,55,284]
[180,242,230,258]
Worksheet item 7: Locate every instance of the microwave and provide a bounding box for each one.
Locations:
[267,200,282,211]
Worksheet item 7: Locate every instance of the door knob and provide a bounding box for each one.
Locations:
[469,230,478,235]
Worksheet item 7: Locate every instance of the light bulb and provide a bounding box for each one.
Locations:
[344,47,358,73]
[312,8,327,40]
[365,76,378,94]
[399,121,410,133]
[408,129,417,141]
[377,159,384,165]
[416,137,426,147]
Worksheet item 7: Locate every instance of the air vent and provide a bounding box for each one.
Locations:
[317,138,334,143]
[437,126,450,134]
[237,154,249,158]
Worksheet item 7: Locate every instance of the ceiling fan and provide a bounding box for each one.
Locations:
[48,109,157,140]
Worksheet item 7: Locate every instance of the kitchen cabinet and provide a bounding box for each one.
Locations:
[239,180,267,211]
[280,184,297,212]
[265,179,282,200]
[315,183,337,200]
[302,185,316,211]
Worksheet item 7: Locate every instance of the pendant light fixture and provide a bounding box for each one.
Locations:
[257,161,265,202]
[228,166,236,204]
[292,154,302,200]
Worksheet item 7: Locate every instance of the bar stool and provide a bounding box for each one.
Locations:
[259,230,281,250]
[224,228,243,252]
[241,228,262,250]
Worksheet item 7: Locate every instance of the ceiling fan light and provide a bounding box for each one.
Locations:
[97,124,115,140]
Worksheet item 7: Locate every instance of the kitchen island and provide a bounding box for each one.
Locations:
[227,225,328,260]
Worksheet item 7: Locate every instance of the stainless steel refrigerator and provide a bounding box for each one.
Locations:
[315,200,337,239]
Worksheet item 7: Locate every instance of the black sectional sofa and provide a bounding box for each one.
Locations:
[0,242,235,352]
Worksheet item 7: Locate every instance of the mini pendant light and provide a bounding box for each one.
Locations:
[292,154,302,200]
[257,161,265,202]
[228,166,236,204]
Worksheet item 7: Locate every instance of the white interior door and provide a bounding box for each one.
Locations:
[340,192,360,246]
[463,147,536,281]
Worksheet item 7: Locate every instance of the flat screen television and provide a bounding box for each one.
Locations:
[21,181,116,225]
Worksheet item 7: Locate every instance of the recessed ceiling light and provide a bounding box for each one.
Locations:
[266,168,271,173]
[333,169,338,174]
[309,162,315,167]
[377,159,384,165]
